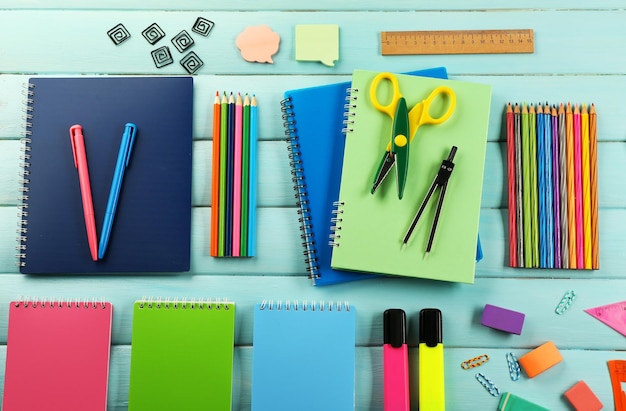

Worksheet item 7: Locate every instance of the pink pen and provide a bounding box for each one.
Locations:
[384,309,410,411]
[69,125,98,261]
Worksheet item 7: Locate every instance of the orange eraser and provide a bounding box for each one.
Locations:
[564,381,603,411]
[518,341,563,378]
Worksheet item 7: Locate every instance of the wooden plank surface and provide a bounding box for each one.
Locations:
[0,11,625,75]
[0,3,624,410]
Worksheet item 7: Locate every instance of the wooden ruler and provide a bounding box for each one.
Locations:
[381,29,534,55]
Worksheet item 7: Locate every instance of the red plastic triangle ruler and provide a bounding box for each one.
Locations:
[584,301,626,337]
[608,360,626,411]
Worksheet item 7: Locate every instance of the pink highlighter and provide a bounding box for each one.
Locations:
[384,309,410,411]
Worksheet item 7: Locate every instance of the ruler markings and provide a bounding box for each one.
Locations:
[381,29,534,55]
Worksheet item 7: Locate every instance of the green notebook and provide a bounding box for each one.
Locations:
[128,299,235,411]
[330,69,492,283]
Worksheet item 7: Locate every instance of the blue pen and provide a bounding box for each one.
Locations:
[98,123,137,259]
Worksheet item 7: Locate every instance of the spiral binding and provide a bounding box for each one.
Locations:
[137,296,232,310]
[16,82,35,267]
[281,96,319,279]
[259,299,350,312]
[341,87,358,134]
[329,86,358,248]
[13,296,109,309]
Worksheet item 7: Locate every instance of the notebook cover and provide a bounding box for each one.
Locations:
[19,76,193,273]
[498,392,551,411]
[283,67,448,286]
[251,301,356,411]
[2,300,113,411]
[128,300,235,411]
[331,69,492,283]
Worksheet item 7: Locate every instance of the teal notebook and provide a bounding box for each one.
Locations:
[251,300,356,411]
[498,392,551,410]
[331,69,492,284]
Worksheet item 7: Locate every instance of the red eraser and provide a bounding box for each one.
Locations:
[564,381,603,411]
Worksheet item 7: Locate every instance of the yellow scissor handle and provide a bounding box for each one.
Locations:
[369,72,403,118]
[411,86,457,126]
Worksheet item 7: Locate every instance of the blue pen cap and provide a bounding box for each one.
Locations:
[419,308,442,347]
[384,309,406,348]
[123,123,137,166]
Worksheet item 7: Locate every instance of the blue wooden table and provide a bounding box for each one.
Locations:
[0,2,625,410]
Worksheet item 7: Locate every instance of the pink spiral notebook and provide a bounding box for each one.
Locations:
[2,299,113,411]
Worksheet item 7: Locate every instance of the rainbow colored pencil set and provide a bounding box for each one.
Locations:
[210,91,258,257]
[506,102,599,269]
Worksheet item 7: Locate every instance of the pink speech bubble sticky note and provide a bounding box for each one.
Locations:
[236,25,280,64]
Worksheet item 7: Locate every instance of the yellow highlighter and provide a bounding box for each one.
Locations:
[419,308,445,411]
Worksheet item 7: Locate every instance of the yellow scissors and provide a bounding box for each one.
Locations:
[369,72,456,199]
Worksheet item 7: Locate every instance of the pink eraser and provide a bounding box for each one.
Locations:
[481,304,525,335]
[564,381,603,411]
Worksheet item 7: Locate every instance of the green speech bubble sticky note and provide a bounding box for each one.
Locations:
[295,24,339,67]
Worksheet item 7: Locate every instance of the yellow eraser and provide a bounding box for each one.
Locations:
[518,341,563,378]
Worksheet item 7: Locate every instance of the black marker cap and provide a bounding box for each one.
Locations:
[419,308,443,347]
[384,309,406,348]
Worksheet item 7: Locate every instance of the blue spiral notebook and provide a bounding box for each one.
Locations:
[251,300,356,411]
[282,67,482,285]
[19,76,193,273]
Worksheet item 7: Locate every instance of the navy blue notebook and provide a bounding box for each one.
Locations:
[283,68,458,285]
[19,77,193,273]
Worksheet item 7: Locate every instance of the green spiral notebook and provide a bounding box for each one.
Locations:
[128,299,235,411]
[330,69,492,284]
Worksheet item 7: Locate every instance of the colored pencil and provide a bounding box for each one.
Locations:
[248,95,258,256]
[529,104,539,267]
[241,94,251,257]
[581,104,592,268]
[565,103,576,268]
[536,104,547,268]
[558,103,569,268]
[521,103,533,267]
[210,92,221,256]
[506,103,517,267]
[225,93,235,256]
[509,100,598,270]
[514,104,524,267]
[232,93,243,256]
[543,103,554,268]
[573,104,584,268]
[589,104,599,269]
[218,92,228,256]
[551,105,561,268]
